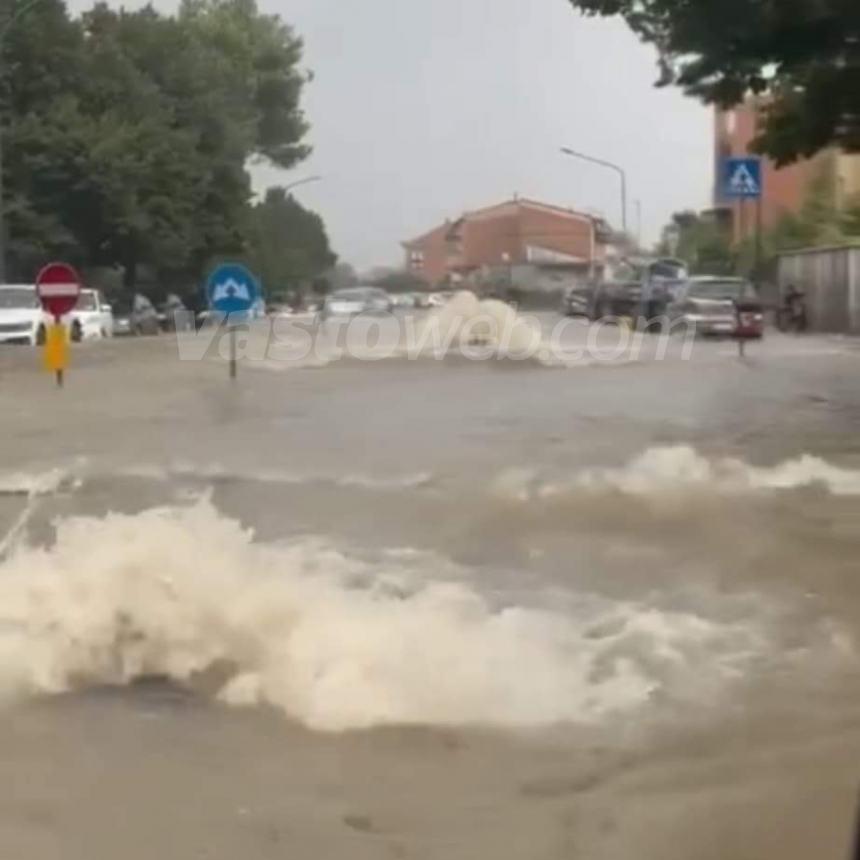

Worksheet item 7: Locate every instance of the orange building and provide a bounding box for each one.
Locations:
[715,102,860,242]
[403,198,611,289]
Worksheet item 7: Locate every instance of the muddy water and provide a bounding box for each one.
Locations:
[0,324,859,858]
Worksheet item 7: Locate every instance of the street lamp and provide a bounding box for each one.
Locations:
[283,175,323,195]
[560,146,628,236]
[0,0,45,283]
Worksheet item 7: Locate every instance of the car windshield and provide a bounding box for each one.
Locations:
[0,288,38,309]
[75,292,97,311]
[687,281,748,300]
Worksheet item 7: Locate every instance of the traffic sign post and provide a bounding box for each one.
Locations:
[36,262,81,388]
[205,263,260,381]
[722,157,765,292]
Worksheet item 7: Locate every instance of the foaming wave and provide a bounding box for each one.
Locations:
[0,501,778,731]
[413,291,543,360]
[493,446,860,502]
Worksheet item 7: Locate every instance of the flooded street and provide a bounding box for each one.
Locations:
[1,319,859,859]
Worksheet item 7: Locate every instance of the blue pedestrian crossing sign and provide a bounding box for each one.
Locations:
[723,157,762,199]
[206,263,260,316]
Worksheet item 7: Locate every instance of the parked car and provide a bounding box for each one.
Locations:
[560,284,594,317]
[665,277,763,337]
[427,291,456,308]
[113,293,160,336]
[0,284,45,345]
[390,292,417,309]
[69,289,113,340]
[320,287,392,319]
[588,281,642,321]
[158,294,194,332]
[0,284,109,345]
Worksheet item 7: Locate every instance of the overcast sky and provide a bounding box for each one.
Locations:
[67,0,713,269]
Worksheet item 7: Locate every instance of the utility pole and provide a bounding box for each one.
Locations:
[560,146,628,237]
[0,0,46,284]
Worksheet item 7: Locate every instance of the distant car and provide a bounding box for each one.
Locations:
[427,291,456,308]
[665,277,763,337]
[158,294,194,332]
[69,289,113,340]
[413,293,432,309]
[390,292,417,309]
[113,293,160,336]
[320,287,392,319]
[589,281,641,321]
[560,285,593,317]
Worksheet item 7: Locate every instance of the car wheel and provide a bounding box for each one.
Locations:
[70,321,83,343]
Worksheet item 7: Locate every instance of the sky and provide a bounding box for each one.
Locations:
[67,0,714,270]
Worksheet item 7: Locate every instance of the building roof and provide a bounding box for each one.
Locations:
[403,197,600,248]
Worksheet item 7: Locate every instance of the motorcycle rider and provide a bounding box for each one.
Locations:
[782,283,807,331]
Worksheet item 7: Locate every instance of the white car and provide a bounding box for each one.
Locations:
[320,287,392,319]
[0,284,46,345]
[69,289,114,340]
[0,284,113,345]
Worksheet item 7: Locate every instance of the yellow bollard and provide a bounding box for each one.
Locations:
[43,323,69,386]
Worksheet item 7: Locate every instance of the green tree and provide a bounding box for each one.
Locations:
[658,211,735,275]
[566,0,859,164]
[2,0,90,277]
[2,0,314,291]
[249,187,336,298]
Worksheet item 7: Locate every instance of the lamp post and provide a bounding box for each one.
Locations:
[635,199,642,248]
[560,146,628,237]
[0,0,44,283]
[283,175,323,195]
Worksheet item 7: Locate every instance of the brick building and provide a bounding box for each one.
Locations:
[403,198,613,293]
[715,101,860,242]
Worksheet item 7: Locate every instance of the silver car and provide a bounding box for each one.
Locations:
[666,277,758,336]
[321,287,392,319]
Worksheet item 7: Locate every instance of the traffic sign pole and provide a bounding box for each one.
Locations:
[754,196,763,282]
[229,326,237,380]
[205,262,259,382]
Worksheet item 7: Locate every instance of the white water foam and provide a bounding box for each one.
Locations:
[0,500,779,731]
[413,291,543,359]
[493,446,860,502]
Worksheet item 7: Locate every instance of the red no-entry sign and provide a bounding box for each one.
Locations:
[36,262,81,319]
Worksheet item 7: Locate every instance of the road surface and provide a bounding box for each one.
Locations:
[0,314,859,859]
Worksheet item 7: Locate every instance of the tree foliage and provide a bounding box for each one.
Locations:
[248,187,336,297]
[1,0,323,294]
[657,210,735,275]
[567,0,860,164]
[660,163,860,278]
